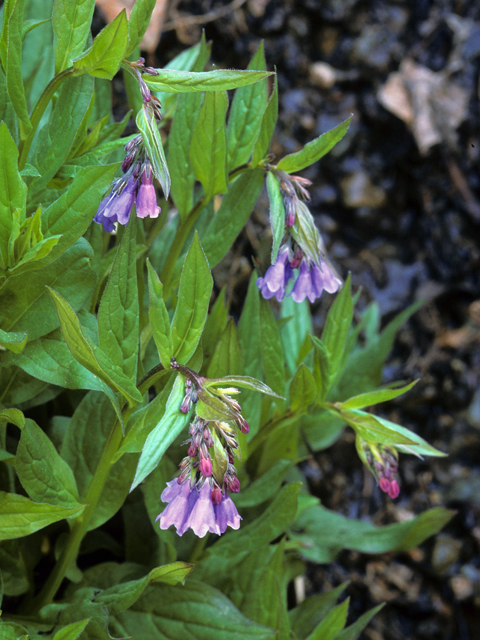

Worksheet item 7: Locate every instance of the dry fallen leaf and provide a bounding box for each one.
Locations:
[95,0,169,53]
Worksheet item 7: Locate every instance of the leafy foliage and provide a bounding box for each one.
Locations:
[0,4,450,639]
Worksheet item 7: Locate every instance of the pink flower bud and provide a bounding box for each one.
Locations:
[188,445,197,458]
[228,478,241,493]
[210,487,223,505]
[199,456,212,478]
[388,480,400,499]
[379,477,391,493]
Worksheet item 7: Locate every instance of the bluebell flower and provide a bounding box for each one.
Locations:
[290,259,342,303]
[156,479,241,537]
[136,167,161,219]
[256,247,295,302]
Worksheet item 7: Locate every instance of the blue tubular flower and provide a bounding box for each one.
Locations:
[93,176,137,231]
[256,247,294,302]
[291,259,342,303]
[156,479,241,537]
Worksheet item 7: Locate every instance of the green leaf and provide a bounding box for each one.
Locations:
[266,171,285,263]
[306,600,349,640]
[320,273,353,391]
[290,364,316,413]
[0,408,25,429]
[335,604,384,640]
[147,260,173,368]
[206,319,243,378]
[201,169,264,268]
[190,90,228,200]
[0,540,30,596]
[136,102,171,197]
[0,327,28,353]
[95,563,194,616]
[340,380,418,410]
[52,619,91,640]
[48,287,143,406]
[98,214,139,380]
[53,0,96,74]
[252,73,278,167]
[234,459,292,508]
[126,0,156,56]
[41,163,119,265]
[114,581,274,639]
[131,374,190,490]
[277,116,352,173]
[0,239,96,341]
[171,233,213,364]
[279,295,313,378]
[16,419,80,507]
[72,9,128,79]
[168,38,210,219]
[289,583,349,640]
[290,504,454,563]
[195,483,300,584]
[61,391,138,531]
[227,41,268,170]
[0,492,85,541]
[0,122,26,270]
[30,74,94,198]
[0,0,31,129]
[144,68,273,93]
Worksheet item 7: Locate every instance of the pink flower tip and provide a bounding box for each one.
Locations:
[211,487,223,505]
[379,477,391,493]
[199,457,212,477]
[388,480,400,499]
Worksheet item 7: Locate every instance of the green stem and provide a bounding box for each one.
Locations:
[18,67,75,170]
[26,412,124,614]
[159,163,252,296]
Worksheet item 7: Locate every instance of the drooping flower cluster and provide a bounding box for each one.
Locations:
[257,168,341,304]
[94,59,163,232]
[156,362,252,537]
[360,440,401,499]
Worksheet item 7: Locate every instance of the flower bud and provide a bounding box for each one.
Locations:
[210,487,223,505]
[199,456,212,478]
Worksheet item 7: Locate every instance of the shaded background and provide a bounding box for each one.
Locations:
[98,1,480,638]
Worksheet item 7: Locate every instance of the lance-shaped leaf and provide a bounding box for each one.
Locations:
[53,0,96,74]
[290,200,321,266]
[48,288,142,406]
[227,41,268,170]
[126,0,156,57]
[340,380,418,410]
[136,102,171,198]
[190,90,228,200]
[98,214,139,380]
[205,375,283,398]
[307,600,349,640]
[0,327,28,353]
[266,170,285,263]
[252,72,278,166]
[289,583,349,640]
[147,260,173,368]
[95,562,194,616]
[206,319,243,378]
[144,68,273,93]
[200,169,264,268]
[0,122,27,270]
[277,116,352,173]
[290,364,316,414]
[16,419,80,507]
[0,408,25,429]
[0,492,85,541]
[339,408,446,456]
[72,9,128,79]
[171,233,213,364]
[52,619,90,640]
[131,374,190,490]
[0,0,31,128]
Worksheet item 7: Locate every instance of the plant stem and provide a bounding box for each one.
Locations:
[159,163,252,296]
[18,67,75,170]
[26,411,124,613]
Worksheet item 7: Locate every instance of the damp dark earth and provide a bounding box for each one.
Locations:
[124,1,480,638]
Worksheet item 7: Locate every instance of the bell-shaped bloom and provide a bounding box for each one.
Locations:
[256,247,294,302]
[136,169,161,219]
[291,260,342,303]
[156,479,241,537]
[94,176,137,231]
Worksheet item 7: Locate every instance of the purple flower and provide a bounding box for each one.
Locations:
[256,247,294,302]
[156,479,241,537]
[291,260,342,303]
[136,168,161,219]
[94,176,137,231]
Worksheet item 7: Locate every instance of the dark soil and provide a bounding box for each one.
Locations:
[126,1,480,638]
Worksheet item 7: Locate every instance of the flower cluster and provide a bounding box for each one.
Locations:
[157,365,249,537]
[360,440,401,499]
[257,169,341,304]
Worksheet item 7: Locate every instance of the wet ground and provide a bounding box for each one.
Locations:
[112,1,480,637]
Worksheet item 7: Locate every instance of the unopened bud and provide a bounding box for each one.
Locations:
[199,456,212,477]
[188,445,197,458]
[379,477,391,493]
[228,477,241,493]
[388,480,400,499]
[211,487,222,505]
